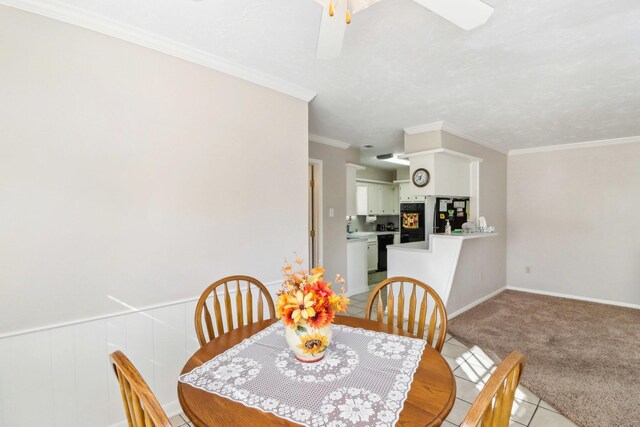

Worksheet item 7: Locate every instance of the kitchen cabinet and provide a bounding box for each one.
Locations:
[393,233,400,245]
[345,164,365,217]
[367,237,378,272]
[399,181,427,203]
[357,181,399,215]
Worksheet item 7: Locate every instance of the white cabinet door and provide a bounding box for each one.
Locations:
[356,185,368,215]
[391,185,400,214]
[399,182,411,202]
[379,185,392,215]
[367,183,380,215]
[367,241,378,271]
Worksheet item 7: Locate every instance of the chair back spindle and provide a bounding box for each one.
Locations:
[461,351,526,427]
[195,275,275,347]
[110,351,171,427]
[365,276,448,352]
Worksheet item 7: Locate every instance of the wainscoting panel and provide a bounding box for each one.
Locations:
[0,281,280,426]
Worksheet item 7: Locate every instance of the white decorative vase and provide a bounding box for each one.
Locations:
[284,321,332,363]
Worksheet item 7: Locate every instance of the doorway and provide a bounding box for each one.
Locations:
[308,159,322,270]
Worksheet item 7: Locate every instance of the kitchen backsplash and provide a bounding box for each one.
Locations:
[348,215,399,233]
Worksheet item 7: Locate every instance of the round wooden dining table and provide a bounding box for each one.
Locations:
[178,315,456,426]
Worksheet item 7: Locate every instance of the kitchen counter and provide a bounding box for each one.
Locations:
[346,231,399,239]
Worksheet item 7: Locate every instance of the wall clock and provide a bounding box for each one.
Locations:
[412,168,431,187]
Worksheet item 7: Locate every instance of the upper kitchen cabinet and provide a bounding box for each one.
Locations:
[398,180,427,202]
[346,163,366,217]
[403,149,482,198]
[356,181,399,215]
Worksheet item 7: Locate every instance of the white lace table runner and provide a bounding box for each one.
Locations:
[179,322,427,427]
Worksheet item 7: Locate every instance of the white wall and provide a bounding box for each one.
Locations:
[0,6,308,425]
[507,142,640,306]
[0,5,308,336]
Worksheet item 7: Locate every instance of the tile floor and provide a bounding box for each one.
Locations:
[172,290,577,427]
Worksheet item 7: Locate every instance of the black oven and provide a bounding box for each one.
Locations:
[400,203,425,243]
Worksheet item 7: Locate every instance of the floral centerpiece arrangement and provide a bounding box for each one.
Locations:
[276,257,349,362]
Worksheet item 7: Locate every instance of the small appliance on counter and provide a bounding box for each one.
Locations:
[376,224,386,231]
[386,222,396,231]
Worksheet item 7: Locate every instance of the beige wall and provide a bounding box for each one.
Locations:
[440,132,508,313]
[308,142,360,287]
[356,167,395,182]
[507,143,640,306]
[0,6,309,334]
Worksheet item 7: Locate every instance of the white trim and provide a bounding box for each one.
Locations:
[506,286,640,310]
[345,162,366,170]
[399,148,483,163]
[0,0,316,102]
[356,178,394,185]
[309,134,351,149]
[403,121,445,134]
[0,280,282,340]
[309,158,324,269]
[447,286,507,319]
[403,121,508,155]
[508,135,640,156]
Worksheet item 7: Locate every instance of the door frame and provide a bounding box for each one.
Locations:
[308,158,323,269]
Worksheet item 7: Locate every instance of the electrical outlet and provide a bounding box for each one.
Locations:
[525,266,531,273]
[479,272,483,281]
[329,208,334,217]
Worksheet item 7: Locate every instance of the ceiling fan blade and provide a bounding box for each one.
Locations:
[412,0,494,30]
[316,4,347,59]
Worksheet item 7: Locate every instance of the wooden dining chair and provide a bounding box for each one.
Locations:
[365,276,448,351]
[110,350,172,427]
[460,351,526,427]
[194,275,275,347]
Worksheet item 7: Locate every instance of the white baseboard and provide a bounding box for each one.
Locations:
[506,286,640,310]
[448,286,507,319]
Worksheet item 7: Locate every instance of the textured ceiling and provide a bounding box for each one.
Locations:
[27,0,640,155]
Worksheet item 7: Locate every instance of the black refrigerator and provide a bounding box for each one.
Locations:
[433,198,469,233]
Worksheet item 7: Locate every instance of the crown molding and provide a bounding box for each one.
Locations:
[345,162,366,170]
[403,121,508,155]
[309,134,351,149]
[0,0,316,102]
[403,121,445,135]
[508,135,640,156]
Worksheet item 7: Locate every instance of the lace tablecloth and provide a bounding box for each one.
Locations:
[179,322,427,427]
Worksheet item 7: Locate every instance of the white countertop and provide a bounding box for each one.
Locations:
[388,232,498,252]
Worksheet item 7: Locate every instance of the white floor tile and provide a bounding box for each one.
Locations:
[529,407,577,427]
[454,376,483,404]
[514,384,541,405]
[443,354,465,371]
[447,337,469,349]
[441,342,470,359]
[169,414,187,426]
[445,398,472,425]
[510,399,537,425]
[453,360,492,384]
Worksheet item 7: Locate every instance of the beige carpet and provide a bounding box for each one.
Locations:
[448,290,640,427]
